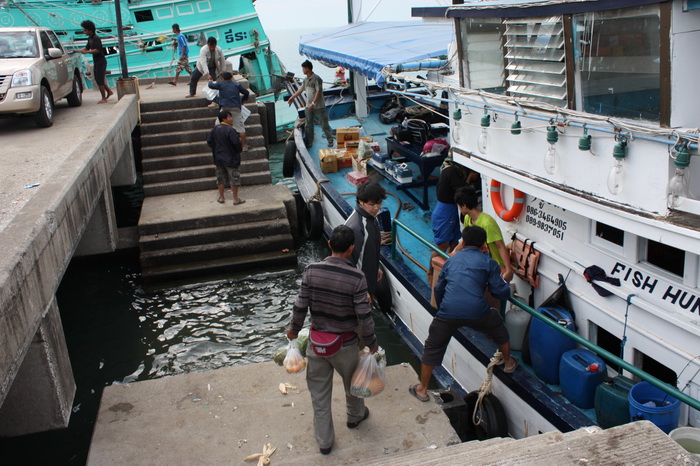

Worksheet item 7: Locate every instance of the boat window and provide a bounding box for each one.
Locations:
[595,222,624,247]
[644,239,685,277]
[574,5,661,121]
[503,16,567,107]
[634,350,677,386]
[592,325,621,373]
[459,19,505,92]
[134,9,154,22]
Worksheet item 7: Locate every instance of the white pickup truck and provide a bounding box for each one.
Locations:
[0,27,84,127]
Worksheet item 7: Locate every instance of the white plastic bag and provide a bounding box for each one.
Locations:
[350,348,386,397]
[282,338,306,374]
[241,105,251,122]
[202,86,218,101]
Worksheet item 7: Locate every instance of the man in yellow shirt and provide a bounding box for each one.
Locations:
[452,186,513,282]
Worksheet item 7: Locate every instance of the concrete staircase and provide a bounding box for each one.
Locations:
[136,81,297,283]
[365,420,692,465]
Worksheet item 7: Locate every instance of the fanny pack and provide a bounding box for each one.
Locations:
[310,328,354,357]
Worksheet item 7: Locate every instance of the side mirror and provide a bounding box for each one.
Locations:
[47,48,62,59]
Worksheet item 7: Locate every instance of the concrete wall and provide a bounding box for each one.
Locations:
[0,95,138,436]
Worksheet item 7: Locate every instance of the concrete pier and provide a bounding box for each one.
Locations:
[87,362,460,465]
[0,90,138,436]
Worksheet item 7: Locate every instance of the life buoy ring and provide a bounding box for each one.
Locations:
[302,201,323,240]
[490,180,525,222]
[282,140,297,178]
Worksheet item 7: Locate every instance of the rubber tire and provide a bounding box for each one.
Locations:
[66,75,83,107]
[302,201,323,240]
[374,273,393,313]
[34,85,54,128]
[282,140,297,178]
[465,391,509,441]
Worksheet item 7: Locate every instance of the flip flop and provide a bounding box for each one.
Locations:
[168,82,176,86]
[217,198,225,204]
[327,141,334,147]
[409,384,430,402]
[504,357,519,374]
[233,199,246,205]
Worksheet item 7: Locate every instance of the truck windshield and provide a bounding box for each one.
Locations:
[0,32,39,58]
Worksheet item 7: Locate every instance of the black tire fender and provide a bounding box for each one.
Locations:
[465,391,509,441]
[374,272,393,313]
[302,201,323,240]
[282,140,297,178]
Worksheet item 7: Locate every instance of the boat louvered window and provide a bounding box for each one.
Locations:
[504,16,567,107]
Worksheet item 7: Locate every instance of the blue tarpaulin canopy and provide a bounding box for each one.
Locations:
[299,21,454,84]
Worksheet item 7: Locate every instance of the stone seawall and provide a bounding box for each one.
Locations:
[0,95,138,436]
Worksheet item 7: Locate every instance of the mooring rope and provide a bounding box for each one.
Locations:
[308,179,328,203]
[473,350,504,426]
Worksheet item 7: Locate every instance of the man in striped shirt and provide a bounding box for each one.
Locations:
[288,225,378,455]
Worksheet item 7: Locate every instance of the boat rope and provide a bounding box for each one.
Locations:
[472,351,504,426]
[9,0,40,26]
[618,293,636,375]
[308,179,328,203]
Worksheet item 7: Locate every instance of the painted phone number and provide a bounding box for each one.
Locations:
[525,215,566,240]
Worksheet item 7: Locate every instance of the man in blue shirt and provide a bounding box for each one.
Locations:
[409,226,517,402]
[208,72,250,151]
[169,24,191,85]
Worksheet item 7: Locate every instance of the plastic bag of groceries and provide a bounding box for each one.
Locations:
[273,328,309,365]
[350,347,386,397]
[282,338,306,374]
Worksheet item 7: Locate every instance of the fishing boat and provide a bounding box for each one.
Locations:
[285,0,700,441]
[0,0,284,96]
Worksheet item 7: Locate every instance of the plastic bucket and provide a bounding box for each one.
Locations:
[628,382,681,434]
[669,427,700,458]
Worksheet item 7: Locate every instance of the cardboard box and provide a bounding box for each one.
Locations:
[319,149,339,174]
[337,155,353,169]
[347,170,369,187]
[336,127,360,146]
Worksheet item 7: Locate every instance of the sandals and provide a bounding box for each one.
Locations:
[233,199,246,205]
[217,197,225,204]
[504,357,519,374]
[168,82,176,86]
[409,384,430,402]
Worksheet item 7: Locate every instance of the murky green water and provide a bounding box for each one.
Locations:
[0,171,416,465]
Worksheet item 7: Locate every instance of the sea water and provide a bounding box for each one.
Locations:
[0,144,415,465]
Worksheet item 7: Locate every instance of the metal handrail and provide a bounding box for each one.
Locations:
[390,218,700,412]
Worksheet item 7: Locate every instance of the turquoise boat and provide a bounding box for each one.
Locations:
[0,0,284,96]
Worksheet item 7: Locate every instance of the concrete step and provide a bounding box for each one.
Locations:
[139,233,294,268]
[142,150,267,171]
[138,202,288,236]
[139,218,291,252]
[369,436,515,466]
[142,144,267,160]
[139,90,257,113]
[140,249,297,283]
[142,172,272,197]
[143,74,252,90]
[141,131,265,148]
[141,109,261,127]
[142,160,270,184]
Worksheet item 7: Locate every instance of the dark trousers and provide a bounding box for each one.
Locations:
[189,67,216,96]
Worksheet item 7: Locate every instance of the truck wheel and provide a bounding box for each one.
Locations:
[34,85,54,128]
[66,75,83,107]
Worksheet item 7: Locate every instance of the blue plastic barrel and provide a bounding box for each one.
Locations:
[529,306,577,384]
[628,381,681,434]
[559,348,607,409]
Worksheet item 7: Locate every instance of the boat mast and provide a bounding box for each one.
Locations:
[348,0,368,118]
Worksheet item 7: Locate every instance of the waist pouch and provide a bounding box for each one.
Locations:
[310,328,354,357]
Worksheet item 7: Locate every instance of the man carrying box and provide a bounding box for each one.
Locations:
[288,60,334,148]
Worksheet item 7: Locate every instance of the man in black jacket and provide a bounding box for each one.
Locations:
[207,111,245,205]
[345,181,386,298]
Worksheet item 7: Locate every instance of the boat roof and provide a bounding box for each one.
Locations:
[413,0,668,18]
[299,21,454,83]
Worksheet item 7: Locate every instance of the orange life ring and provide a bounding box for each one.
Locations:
[490,180,525,222]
